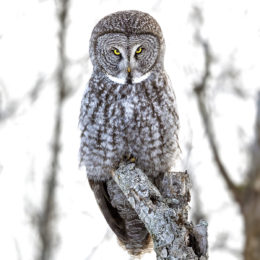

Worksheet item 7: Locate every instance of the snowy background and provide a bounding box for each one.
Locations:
[0,0,260,259]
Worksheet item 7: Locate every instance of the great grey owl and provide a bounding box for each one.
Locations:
[79,10,179,256]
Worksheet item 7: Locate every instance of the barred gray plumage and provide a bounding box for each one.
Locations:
[79,10,179,256]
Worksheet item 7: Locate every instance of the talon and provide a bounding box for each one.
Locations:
[124,154,136,163]
[129,157,136,163]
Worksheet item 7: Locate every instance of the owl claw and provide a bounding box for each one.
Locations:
[124,154,136,164]
[129,157,136,163]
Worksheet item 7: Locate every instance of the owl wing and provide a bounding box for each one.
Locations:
[88,179,128,244]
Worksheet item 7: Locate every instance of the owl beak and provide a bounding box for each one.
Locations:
[127,67,131,73]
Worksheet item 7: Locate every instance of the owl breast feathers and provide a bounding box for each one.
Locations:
[79,10,179,256]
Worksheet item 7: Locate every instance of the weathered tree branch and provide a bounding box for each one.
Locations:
[112,163,208,260]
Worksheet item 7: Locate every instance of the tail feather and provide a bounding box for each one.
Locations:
[88,178,152,256]
[123,212,151,256]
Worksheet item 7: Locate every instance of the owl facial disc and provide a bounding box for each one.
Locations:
[96,33,159,84]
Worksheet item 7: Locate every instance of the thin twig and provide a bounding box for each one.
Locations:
[0,76,45,122]
[86,230,112,260]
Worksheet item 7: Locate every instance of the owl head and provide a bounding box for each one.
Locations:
[89,10,165,84]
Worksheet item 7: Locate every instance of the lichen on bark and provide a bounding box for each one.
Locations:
[112,163,208,260]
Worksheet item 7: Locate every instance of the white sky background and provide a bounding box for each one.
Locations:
[0,0,260,259]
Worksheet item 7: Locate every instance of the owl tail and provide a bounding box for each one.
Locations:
[88,178,152,256]
[118,213,152,256]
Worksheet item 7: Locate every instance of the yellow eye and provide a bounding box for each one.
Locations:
[113,49,121,56]
[136,47,142,54]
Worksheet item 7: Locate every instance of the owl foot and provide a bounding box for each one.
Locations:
[124,154,136,164]
[129,157,136,163]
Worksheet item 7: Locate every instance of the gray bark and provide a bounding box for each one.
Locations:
[112,163,208,260]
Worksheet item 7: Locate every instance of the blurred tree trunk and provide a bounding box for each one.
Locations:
[243,191,260,260]
[37,1,70,260]
[242,93,260,260]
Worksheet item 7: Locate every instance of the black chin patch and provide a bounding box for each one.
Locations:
[127,78,132,84]
[127,73,132,84]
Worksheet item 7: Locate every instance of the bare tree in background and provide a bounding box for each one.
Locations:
[36,1,70,260]
[0,77,45,121]
[191,6,260,260]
